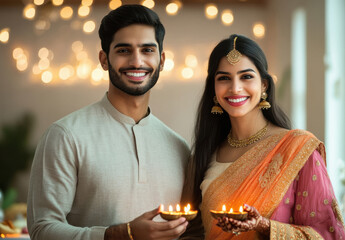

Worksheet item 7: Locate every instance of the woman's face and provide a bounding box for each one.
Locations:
[214,55,267,119]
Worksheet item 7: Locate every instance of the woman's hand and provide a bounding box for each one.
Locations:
[216,204,270,236]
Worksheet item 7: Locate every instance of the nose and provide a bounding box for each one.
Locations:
[230,78,242,93]
[129,50,143,68]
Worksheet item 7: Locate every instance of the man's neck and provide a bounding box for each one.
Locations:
[107,88,150,123]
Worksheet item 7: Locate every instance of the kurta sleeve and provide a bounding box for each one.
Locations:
[270,150,345,239]
[27,124,106,240]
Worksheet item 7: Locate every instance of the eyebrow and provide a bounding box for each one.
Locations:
[114,43,158,49]
[215,68,256,76]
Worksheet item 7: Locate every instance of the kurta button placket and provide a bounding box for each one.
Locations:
[133,125,147,183]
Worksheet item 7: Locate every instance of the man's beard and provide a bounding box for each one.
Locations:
[108,63,160,96]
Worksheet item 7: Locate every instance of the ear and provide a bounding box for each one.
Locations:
[99,50,109,71]
[159,51,165,72]
[261,79,269,92]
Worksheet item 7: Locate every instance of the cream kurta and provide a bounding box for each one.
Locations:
[27,94,190,240]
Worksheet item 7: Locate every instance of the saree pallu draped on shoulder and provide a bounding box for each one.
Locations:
[201,129,325,240]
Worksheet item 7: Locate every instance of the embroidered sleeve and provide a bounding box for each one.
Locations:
[293,150,345,239]
[270,220,324,239]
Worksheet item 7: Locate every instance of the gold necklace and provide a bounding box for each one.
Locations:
[227,122,269,148]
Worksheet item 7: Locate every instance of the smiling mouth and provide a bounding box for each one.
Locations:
[227,97,249,103]
[125,72,148,77]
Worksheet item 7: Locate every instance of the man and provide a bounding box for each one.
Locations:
[27,5,190,240]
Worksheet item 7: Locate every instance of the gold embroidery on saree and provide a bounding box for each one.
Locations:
[202,130,325,239]
[259,153,283,188]
[332,198,345,227]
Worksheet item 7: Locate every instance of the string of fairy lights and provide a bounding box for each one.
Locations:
[0,0,266,85]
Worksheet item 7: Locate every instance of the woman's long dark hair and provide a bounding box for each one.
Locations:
[190,34,291,207]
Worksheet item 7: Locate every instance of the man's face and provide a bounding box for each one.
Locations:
[105,24,164,96]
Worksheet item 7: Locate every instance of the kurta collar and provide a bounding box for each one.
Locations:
[100,93,151,126]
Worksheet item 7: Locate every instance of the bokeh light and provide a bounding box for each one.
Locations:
[205,4,218,19]
[253,23,265,38]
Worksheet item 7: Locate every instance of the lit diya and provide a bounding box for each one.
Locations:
[160,204,198,221]
[210,205,248,221]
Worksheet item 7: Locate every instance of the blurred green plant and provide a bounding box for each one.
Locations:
[0,113,35,209]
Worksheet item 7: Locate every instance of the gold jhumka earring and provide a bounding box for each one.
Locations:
[211,96,223,114]
[226,36,242,65]
[259,92,271,110]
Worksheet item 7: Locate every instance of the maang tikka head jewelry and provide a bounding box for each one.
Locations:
[226,36,242,65]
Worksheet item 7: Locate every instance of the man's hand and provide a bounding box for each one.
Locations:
[130,205,188,240]
[104,206,188,240]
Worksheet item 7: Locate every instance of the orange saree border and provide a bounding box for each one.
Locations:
[201,129,325,240]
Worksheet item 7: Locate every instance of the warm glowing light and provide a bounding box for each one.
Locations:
[168,205,173,212]
[181,67,194,79]
[109,0,122,10]
[32,64,41,75]
[205,4,218,19]
[221,10,234,26]
[23,4,36,20]
[222,205,226,212]
[34,0,45,6]
[38,47,49,59]
[103,71,109,81]
[163,59,174,71]
[141,0,155,9]
[0,28,10,43]
[35,19,51,31]
[230,208,233,213]
[41,70,53,83]
[166,3,179,15]
[165,50,174,59]
[81,0,93,6]
[59,65,74,80]
[185,54,198,68]
[16,59,28,71]
[77,61,92,79]
[60,6,73,20]
[78,5,90,17]
[253,23,265,38]
[239,206,243,212]
[52,0,63,6]
[13,48,24,59]
[184,204,191,212]
[83,20,95,33]
[72,41,84,53]
[76,51,88,61]
[91,68,103,82]
[38,58,50,70]
[176,204,181,212]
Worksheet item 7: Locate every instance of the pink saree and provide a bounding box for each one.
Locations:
[201,129,345,239]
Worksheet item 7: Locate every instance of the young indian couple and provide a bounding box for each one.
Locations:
[27,4,345,240]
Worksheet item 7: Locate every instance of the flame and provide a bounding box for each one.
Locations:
[230,208,233,213]
[169,205,173,212]
[184,203,191,212]
[176,204,180,212]
[222,205,226,212]
[239,206,243,212]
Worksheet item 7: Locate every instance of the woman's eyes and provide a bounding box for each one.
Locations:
[216,74,254,81]
[241,74,254,79]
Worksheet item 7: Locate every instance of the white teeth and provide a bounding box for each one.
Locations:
[126,72,146,77]
[228,97,248,103]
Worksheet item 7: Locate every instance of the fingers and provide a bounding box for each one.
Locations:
[244,204,260,218]
[142,206,161,220]
[152,220,188,239]
[154,217,187,231]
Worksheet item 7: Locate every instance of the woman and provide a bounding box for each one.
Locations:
[181,34,345,239]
